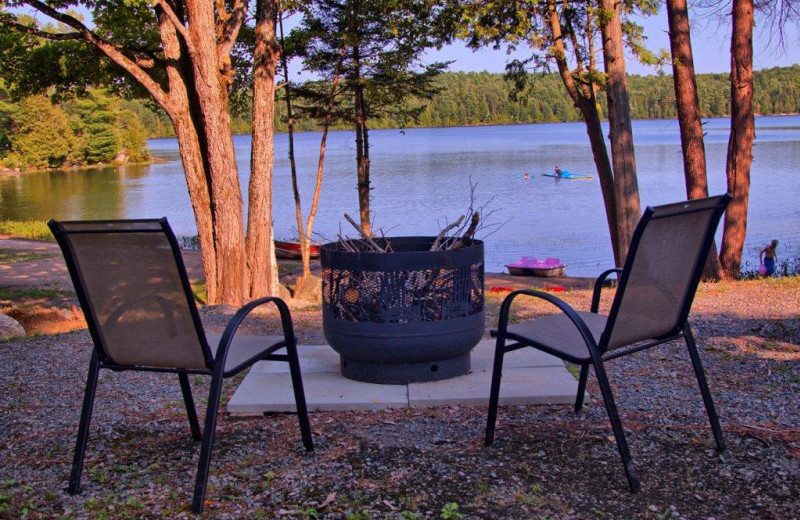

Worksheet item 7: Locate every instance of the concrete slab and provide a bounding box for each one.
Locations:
[228,338,583,415]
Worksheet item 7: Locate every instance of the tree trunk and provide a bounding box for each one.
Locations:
[156,6,220,303]
[720,0,755,279]
[666,0,724,280]
[545,0,621,266]
[246,0,280,298]
[354,79,372,236]
[600,0,642,262]
[185,0,246,305]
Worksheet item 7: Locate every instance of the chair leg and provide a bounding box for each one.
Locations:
[179,373,202,442]
[684,326,726,452]
[485,334,507,446]
[286,341,314,452]
[592,358,640,493]
[191,371,224,514]
[574,364,590,414]
[69,349,101,495]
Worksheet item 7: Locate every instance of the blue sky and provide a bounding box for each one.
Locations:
[430,10,799,76]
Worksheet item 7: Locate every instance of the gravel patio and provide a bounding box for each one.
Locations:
[1,270,799,519]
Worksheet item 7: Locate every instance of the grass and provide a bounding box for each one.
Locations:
[0,249,51,263]
[0,286,72,303]
[0,221,53,241]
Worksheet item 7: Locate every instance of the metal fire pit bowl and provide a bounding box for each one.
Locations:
[321,237,485,384]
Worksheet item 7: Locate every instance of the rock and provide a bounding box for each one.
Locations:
[293,275,322,303]
[0,313,26,339]
[278,283,294,302]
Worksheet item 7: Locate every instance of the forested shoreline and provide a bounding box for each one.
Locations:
[142,65,800,136]
[2,65,798,169]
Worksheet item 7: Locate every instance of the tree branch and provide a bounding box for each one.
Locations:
[217,0,249,62]
[153,0,194,54]
[19,0,174,115]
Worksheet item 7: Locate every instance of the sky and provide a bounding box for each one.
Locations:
[427,9,800,76]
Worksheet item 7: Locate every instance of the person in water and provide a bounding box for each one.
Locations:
[523,172,530,180]
[760,239,779,276]
[554,165,562,177]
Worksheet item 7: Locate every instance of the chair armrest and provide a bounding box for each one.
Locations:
[212,297,296,376]
[496,289,600,355]
[591,268,622,314]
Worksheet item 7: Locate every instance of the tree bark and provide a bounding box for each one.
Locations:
[720,0,755,279]
[666,0,724,280]
[185,0,246,306]
[354,74,372,236]
[546,0,621,266]
[600,0,642,262]
[246,0,280,298]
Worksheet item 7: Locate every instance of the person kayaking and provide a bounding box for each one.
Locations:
[554,165,562,177]
[759,239,779,276]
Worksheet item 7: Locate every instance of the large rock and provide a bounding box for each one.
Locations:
[293,275,322,303]
[0,313,26,340]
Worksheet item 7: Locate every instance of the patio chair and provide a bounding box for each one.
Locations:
[49,218,314,514]
[485,194,730,492]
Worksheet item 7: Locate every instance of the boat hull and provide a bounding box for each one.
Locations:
[506,265,567,277]
[274,240,321,260]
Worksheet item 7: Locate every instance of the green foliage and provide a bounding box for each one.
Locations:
[0,220,53,241]
[118,109,151,163]
[0,88,152,170]
[1,95,77,169]
[440,502,464,519]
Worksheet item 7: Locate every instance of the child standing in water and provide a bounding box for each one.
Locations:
[760,239,779,276]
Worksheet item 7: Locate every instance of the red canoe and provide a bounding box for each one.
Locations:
[274,240,321,260]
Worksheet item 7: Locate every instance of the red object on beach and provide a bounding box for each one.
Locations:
[488,286,515,294]
[544,286,566,292]
[274,240,321,260]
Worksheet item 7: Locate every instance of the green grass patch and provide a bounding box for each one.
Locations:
[0,220,53,241]
[0,286,72,303]
[191,280,207,305]
[0,249,52,263]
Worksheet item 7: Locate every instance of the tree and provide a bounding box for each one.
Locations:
[719,0,755,278]
[463,0,657,265]
[599,0,642,261]
[118,109,151,163]
[2,94,76,168]
[0,0,270,305]
[296,0,450,235]
[666,0,724,280]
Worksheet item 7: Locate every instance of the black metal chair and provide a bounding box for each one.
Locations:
[485,195,731,492]
[49,218,314,514]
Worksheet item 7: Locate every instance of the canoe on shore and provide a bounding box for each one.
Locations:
[274,240,321,260]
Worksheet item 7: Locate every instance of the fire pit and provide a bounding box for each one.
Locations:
[321,237,485,384]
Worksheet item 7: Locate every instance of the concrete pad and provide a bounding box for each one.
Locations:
[408,366,579,408]
[228,338,584,415]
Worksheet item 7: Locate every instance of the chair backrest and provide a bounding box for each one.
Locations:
[600,195,730,352]
[49,219,212,370]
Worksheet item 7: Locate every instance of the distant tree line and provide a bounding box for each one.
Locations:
[128,65,800,137]
[0,87,150,170]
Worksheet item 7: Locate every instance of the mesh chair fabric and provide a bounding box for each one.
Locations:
[206,334,284,374]
[605,201,718,350]
[505,311,607,363]
[60,222,208,370]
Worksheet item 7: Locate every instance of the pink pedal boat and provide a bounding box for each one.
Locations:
[506,256,567,277]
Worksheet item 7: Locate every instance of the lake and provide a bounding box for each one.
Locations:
[2,116,799,276]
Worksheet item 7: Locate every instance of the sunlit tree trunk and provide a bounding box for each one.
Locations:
[247,0,280,298]
[666,0,724,280]
[720,0,755,278]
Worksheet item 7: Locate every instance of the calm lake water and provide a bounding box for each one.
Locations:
[2,116,799,276]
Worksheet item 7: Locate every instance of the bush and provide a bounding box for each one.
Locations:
[0,220,53,241]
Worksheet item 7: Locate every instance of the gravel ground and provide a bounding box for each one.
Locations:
[1,278,799,519]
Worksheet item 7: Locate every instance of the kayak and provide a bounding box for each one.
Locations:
[274,240,321,260]
[542,171,593,180]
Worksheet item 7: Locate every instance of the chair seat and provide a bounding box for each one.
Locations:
[206,333,285,374]
[493,311,607,363]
